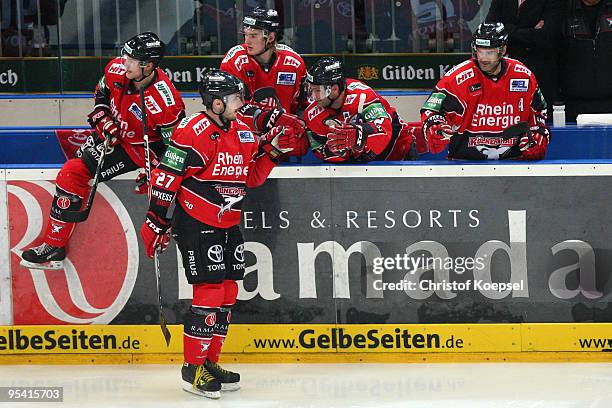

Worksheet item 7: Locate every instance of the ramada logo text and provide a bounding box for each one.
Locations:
[7,180,138,324]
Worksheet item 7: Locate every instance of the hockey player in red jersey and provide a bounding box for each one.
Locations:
[20,32,185,269]
[303,57,417,162]
[220,7,307,155]
[139,70,299,399]
[421,23,551,160]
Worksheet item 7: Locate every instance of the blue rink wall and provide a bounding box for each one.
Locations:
[2,125,612,165]
[1,124,612,364]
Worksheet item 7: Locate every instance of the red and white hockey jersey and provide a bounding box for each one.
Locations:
[94,57,185,165]
[220,44,306,114]
[421,57,549,160]
[303,79,415,162]
[148,113,276,229]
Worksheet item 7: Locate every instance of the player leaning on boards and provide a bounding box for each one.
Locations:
[139,70,299,399]
[303,57,418,162]
[421,23,551,160]
[20,32,185,269]
[220,7,308,156]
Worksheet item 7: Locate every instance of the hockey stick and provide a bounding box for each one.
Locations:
[357,93,366,120]
[139,87,172,347]
[353,93,367,150]
[61,135,111,223]
[440,121,530,140]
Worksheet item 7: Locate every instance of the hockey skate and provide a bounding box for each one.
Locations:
[20,243,65,270]
[205,359,241,391]
[181,362,221,399]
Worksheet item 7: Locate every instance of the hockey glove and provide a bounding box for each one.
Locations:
[423,114,453,154]
[519,127,549,161]
[326,124,367,155]
[140,212,171,258]
[87,107,120,145]
[256,108,306,138]
[134,171,148,195]
[260,126,297,159]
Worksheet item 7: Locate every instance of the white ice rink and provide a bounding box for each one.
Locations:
[0,363,611,407]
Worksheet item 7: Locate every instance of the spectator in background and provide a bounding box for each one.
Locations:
[294,0,366,53]
[486,0,562,111]
[36,0,67,55]
[560,0,612,121]
[0,0,66,56]
[1,0,37,56]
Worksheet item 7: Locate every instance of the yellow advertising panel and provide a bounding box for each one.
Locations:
[0,325,183,354]
[224,324,520,353]
[0,324,519,354]
[522,324,612,352]
[1,324,611,363]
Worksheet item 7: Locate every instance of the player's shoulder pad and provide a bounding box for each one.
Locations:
[276,43,302,58]
[222,44,247,64]
[443,59,473,78]
[174,112,214,141]
[345,79,378,103]
[505,57,533,78]
[304,102,326,123]
[440,59,478,87]
[175,112,199,131]
[276,44,305,68]
[234,117,249,129]
[104,57,127,79]
[346,78,372,92]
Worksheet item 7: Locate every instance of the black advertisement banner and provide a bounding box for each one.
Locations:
[7,174,611,326]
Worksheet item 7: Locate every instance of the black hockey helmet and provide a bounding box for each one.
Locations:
[305,57,346,101]
[306,57,345,86]
[122,32,164,68]
[199,69,245,109]
[243,8,280,34]
[471,22,508,51]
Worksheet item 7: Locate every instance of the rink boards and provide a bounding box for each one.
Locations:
[0,324,611,363]
[1,164,612,363]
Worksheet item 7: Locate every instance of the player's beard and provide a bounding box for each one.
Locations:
[478,58,501,76]
[316,97,332,109]
[222,109,238,122]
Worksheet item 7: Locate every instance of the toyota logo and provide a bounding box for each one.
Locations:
[234,244,244,263]
[207,244,224,263]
